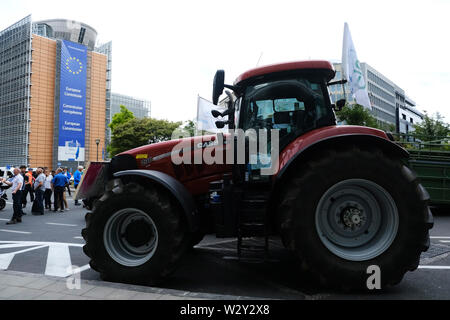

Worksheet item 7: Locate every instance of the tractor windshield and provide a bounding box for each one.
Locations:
[240,78,335,147]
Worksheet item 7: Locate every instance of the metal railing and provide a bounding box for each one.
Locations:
[391,133,450,161]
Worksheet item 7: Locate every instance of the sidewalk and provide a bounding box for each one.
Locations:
[0,270,260,300]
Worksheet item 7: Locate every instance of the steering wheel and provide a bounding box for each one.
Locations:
[253,118,273,130]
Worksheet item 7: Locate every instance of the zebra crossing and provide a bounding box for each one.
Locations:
[0,240,90,278]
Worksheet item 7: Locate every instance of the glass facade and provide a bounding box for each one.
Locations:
[0,15,32,166]
[33,19,97,51]
[32,23,53,38]
[111,93,151,119]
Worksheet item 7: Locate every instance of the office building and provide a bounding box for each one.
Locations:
[0,15,112,169]
[111,93,151,119]
[330,62,423,132]
[398,96,423,134]
[107,93,151,148]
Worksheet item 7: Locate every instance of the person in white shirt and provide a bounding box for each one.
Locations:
[32,167,46,215]
[0,168,24,224]
[44,169,53,210]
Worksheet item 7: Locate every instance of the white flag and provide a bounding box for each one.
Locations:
[196,96,228,134]
[342,22,371,109]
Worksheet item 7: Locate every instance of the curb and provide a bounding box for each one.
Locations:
[0,269,271,300]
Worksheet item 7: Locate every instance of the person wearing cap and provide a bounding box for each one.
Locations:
[73,166,83,206]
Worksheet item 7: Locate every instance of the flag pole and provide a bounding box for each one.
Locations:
[341,73,347,101]
[341,23,347,102]
[195,95,200,136]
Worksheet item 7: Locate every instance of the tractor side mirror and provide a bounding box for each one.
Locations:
[215,121,227,129]
[211,110,222,118]
[211,109,232,118]
[334,99,346,111]
[212,70,225,105]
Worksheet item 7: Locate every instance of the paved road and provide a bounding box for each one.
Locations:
[1,190,450,299]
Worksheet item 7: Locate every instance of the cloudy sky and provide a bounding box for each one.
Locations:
[2,0,449,122]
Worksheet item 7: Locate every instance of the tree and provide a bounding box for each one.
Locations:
[109,105,135,132]
[378,122,396,133]
[336,103,379,129]
[107,105,136,156]
[414,112,449,141]
[179,120,196,137]
[184,120,196,136]
[108,117,182,156]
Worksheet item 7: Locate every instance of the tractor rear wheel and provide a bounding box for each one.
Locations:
[82,182,190,285]
[279,146,433,289]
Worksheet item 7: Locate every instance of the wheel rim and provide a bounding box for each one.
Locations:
[315,179,399,261]
[104,208,158,267]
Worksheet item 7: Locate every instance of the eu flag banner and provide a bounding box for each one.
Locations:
[58,40,87,161]
[342,23,371,109]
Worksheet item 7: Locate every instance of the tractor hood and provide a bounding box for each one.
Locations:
[118,134,231,195]
[120,134,219,167]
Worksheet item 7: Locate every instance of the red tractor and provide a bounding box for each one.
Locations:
[78,60,433,289]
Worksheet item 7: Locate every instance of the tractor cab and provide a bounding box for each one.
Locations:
[212,60,345,151]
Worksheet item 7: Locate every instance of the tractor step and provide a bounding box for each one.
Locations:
[237,237,269,261]
[239,223,266,236]
[239,244,267,251]
[237,189,270,261]
[208,177,271,261]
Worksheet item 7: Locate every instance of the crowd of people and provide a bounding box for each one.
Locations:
[0,165,84,225]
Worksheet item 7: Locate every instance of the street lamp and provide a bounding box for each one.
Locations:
[95,138,100,162]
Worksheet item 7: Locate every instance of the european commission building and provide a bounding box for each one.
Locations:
[0,15,112,170]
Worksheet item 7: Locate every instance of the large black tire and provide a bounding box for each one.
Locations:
[278,146,433,290]
[82,182,190,285]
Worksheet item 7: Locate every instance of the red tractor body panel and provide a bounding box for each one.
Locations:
[117,125,389,196]
[275,125,389,176]
[120,135,231,195]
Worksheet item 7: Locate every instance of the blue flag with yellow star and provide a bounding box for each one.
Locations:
[58,40,87,162]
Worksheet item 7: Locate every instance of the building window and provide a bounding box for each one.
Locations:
[402,114,406,120]
[78,27,86,44]
[410,118,413,124]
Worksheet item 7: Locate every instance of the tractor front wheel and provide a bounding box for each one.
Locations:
[82,182,190,285]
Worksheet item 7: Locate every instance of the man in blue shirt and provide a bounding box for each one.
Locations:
[52,168,69,213]
[73,166,83,206]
